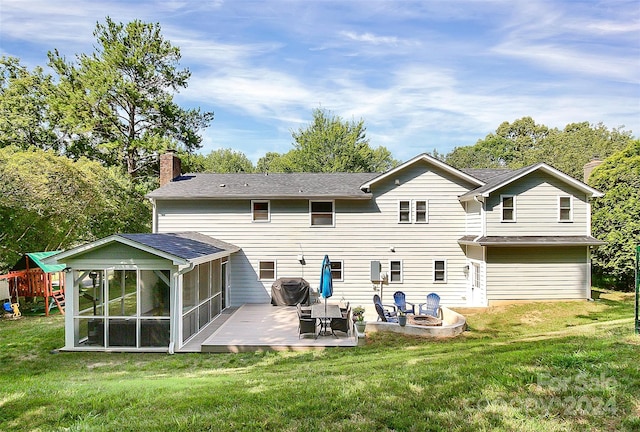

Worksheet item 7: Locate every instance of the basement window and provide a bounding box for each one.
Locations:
[259,261,276,281]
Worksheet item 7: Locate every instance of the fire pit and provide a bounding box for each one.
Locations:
[408,314,442,326]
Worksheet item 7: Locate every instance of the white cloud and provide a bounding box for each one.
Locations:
[340,31,401,46]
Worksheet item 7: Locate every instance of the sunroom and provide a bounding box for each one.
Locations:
[45,232,239,353]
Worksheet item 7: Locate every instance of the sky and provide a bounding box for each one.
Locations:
[1,0,639,163]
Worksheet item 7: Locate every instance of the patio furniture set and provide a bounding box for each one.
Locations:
[297,302,352,338]
[374,292,442,325]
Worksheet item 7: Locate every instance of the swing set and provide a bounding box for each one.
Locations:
[0,251,66,317]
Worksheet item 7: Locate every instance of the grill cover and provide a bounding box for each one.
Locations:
[270,278,310,306]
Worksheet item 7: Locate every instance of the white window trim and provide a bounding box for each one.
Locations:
[414,199,429,224]
[258,260,277,281]
[558,195,573,222]
[398,200,411,223]
[251,200,271,223]
[309,200,335,227]
[500,194,516,222]
[433,259,447,283]
[389,260,403,283]
[330,260,344,282]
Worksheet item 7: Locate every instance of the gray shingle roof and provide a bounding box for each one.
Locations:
[460,168,513,182]
[459,165,535,199]
[458,235,607,246]
[146,173,377,200]
[120,232,239,261]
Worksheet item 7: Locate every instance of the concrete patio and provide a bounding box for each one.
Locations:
[179,303,360,353]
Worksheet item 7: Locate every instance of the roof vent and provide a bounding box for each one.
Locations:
[219,184,226,188]
[244,183,249,187]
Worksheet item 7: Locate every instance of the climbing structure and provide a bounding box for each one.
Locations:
[0,252,66,316]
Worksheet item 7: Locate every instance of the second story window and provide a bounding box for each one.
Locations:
[252,200,270,222]
[558,196,572,222]
[310,201,334,226]
[501,195,516,222]
[398,201,411,223]
[415,200,428,223]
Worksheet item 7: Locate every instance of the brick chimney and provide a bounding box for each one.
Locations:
[160,150,181,186]
[583,158,602,183]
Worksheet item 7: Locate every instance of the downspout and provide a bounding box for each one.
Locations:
[168,261,195,355]
[150,198,157,234]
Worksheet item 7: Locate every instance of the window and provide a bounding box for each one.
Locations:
[398,201,411,223]
[310,201,334,226]
[389,260,403,283]
[252,200,270,222]
[434,260,447,283]
[501,195,516,222]
[330,260,344,281]
[398,200,428,223]
[558,196,572,222]
[259,261,276,280]
[415,200,428,223]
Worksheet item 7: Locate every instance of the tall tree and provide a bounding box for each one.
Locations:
[0,57,60,151]
[446,117,549,169]
[202,148,254,173]
[532,122,632,180]
[256,151,292,173]
[259,108,397,173]
[446,118,633,180]
[589,141,640,290]
[0,147,150,272]
[48,17,213,181]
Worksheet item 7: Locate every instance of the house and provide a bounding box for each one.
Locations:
[47,152,604,352]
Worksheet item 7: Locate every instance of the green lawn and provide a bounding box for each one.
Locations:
[1,291,638,431]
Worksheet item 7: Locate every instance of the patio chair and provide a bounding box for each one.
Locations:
[297,306,317,338]
[297,302,311,317]
[373,295,397,321]
[331,306,351,336]
[419,293,442,318]
[375,302,398,323]
[393,291,415,314]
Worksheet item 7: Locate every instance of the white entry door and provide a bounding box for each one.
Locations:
[469,262,485,306]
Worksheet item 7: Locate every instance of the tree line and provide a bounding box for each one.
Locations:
[1,18,637,289]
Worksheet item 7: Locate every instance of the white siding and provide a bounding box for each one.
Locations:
[465,200,482,235]
[156,161,478,308]
[485,172,589,236]
[486,246,588,301]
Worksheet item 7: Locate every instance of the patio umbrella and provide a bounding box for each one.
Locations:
[319,255,333,314]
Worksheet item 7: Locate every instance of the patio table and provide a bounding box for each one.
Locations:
[311,304,343,337]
